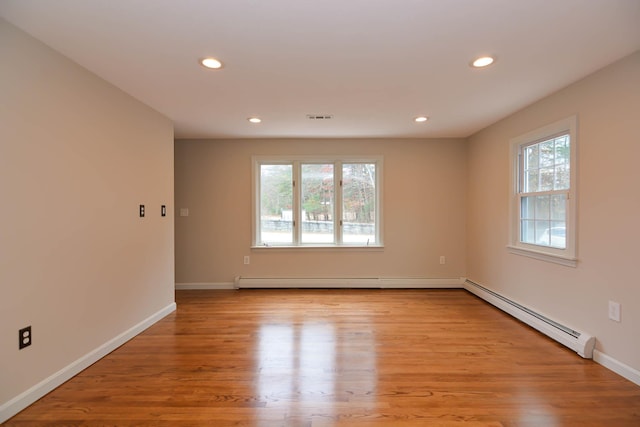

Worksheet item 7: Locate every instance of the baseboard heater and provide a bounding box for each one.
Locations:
[234,276,465,289]
[464,279,595,359]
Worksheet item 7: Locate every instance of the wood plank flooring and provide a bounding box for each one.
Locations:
[5,289,640,426]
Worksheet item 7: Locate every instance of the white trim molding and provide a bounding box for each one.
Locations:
[234,276,465,289]
[0,303,176,424]
[508,115,578,266]
[175,282,236,290]
[507,245,578,267]
[593,350,640,386]
[252,155,384,248]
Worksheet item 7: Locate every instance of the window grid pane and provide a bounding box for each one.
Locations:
[519,134,569,249]
[519,194,567,249]
[521,135,571,194]
[301,164,334,244]
[342,163,376,244]
[260,164,293,244]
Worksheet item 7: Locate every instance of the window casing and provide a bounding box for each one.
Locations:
[253,156,383,248]
[508,116,577,266]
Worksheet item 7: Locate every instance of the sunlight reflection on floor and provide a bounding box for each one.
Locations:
[256,316,377,424]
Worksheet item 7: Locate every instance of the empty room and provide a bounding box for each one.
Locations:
[1,1,640,425]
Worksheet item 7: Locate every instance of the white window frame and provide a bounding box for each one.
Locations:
[252,155,383,248]
[508,115,578,267]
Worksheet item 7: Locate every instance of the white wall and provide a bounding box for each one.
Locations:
[467,51,640,374]
[0,19,175,418]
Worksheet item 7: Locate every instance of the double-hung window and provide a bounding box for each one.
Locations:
[253,156,382,247]
[509,116,577,266]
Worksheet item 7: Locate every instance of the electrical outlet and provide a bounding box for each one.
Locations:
[439,256,446,265]
[608,301,621,322]
[139,204,145,217]
[243,256,250,265]
[161,205,167,217]
[19,326,32,350]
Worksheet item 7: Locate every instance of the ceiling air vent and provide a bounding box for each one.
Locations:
[306,114,333,120]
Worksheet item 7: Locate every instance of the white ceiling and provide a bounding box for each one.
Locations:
[2,0,639,139]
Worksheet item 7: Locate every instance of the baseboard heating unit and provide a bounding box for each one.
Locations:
[464,280,596,359]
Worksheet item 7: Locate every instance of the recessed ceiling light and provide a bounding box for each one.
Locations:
[248,117,262,124]
[471,56,495,68]
[414,116,429,123]
[200,57,223,69]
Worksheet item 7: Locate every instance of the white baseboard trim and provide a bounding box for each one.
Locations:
[0,302,176,424]
[234,276,466,289]
[175,282,236,290]
[593,350,640,386]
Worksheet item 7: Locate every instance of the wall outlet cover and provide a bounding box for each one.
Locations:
[19,326,32,349]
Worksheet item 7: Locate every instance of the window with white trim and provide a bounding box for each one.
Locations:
[253,156,382,247]
[509,116,577,266]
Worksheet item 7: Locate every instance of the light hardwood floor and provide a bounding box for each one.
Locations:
[5,289,640,426]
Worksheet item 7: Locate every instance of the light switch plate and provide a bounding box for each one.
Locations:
[608,301,621,322]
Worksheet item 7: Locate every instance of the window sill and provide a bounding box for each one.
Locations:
[507,245,577,267]
[251,244,384,251]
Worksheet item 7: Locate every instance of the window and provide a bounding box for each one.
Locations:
[253,156,382,247]
[508,116,577,266]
